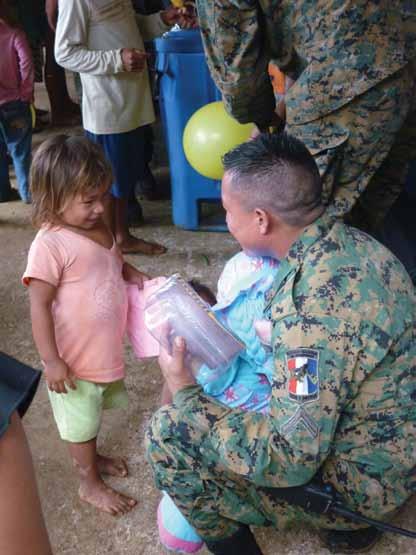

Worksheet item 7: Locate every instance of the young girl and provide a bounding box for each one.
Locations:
[0,0,34,203]
[23,135,147,516]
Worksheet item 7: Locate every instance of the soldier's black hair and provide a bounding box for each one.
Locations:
[222,132,324,227]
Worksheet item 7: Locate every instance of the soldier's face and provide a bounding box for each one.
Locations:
[222,172,264,255]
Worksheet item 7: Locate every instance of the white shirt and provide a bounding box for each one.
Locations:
[55,0,168,134]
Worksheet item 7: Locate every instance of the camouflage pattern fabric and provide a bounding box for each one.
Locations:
[195,0,416,126]
[146,213,416,541]
[287,63,416,231]
[195,0,416,225]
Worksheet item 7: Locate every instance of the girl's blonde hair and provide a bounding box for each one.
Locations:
[30,134,113,228]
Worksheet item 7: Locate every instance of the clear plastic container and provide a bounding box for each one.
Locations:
[144,274,244,371]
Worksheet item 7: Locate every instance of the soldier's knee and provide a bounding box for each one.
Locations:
[145,404,188,469]
[145,406,170,459]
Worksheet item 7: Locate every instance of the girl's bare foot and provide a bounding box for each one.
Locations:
[97,454,128,477]
[79,478,136,516]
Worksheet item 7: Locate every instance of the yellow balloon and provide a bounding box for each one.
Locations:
[183,101,254,180]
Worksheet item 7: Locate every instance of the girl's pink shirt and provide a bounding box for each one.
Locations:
[22,227,128,383]
[0,21,34,105]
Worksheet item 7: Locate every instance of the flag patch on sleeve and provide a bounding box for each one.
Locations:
[286,348,319,404]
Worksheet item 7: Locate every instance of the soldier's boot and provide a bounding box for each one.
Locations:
[205,525,263,555]
[319,526,382,553]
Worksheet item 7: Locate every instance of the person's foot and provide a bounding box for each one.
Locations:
[0,189,21,203]
[118,236,167,255]
[97,454,128,477]
[318,526,382,553]
[79,477,137,516]
[158,492,204,554]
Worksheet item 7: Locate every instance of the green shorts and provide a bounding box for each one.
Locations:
[48,379,128,443]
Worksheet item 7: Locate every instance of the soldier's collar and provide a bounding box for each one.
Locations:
[286,211,338,266]
[264,212,338,310]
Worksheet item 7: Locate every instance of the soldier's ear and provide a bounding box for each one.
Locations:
[254,208,270,235]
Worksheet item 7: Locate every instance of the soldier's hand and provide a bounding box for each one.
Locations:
[251,111,286,139]
[121,48,148,72]
[158,336,196,396]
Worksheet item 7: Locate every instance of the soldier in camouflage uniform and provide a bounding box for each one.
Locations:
[146,134,416,555]
[194,0,416,233]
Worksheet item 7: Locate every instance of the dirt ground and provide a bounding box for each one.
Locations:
[1,86,416,555]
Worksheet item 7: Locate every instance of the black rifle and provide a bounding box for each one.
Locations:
[266,481,416,539]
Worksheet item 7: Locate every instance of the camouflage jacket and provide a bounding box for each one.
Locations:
[173,213,416,516]
[195,0,416,127]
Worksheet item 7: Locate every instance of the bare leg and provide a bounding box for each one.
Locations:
[68,438,137,516]
[114,197,166,255]
[161,381,173,406]
[97,453,128,477]
[44,28,81,125]
[0,412,52,555]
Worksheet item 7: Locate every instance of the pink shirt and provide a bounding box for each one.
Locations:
[23,227,128,383]
[0,21,34,105]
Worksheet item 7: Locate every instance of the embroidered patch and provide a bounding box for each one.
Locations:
[280,406,319,439]
[286,348,319,404]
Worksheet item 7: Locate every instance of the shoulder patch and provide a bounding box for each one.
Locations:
[286,348,319,404]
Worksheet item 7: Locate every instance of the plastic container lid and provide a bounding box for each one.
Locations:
[144,274,244,370]
[153,28,204,53]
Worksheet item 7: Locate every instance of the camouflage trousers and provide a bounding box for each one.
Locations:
[145,399,366,542]
[286,62,416,233]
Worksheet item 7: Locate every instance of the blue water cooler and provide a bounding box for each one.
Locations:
[153,29,223,230]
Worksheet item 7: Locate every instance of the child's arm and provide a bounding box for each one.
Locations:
[122,262,150,288]
[28,279,76,394]
[15,29,34,104]
[55,0,146,75]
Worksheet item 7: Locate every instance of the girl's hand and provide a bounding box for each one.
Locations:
[123,262,150,288]
[44,358,77,394]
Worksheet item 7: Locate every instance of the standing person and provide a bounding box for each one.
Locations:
[54,0,192,255]
[146,133,416,554]
[0,352,53,555]
[23,135,149,515]
[42,0,81,126]
[194,0,416,234]
[10,0,80,128]
[0,0,34,203]
[45,0,83,105]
